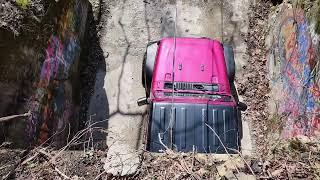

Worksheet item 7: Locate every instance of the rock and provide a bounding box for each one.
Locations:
[217,157,245,177]
[197,168,208,175]
[103,144,141,176]
[225,171,237,179]
[258,134,264,138]
[251,160,263,173]
[216,164,228,177]
[236,172,256,180]
[296,135,312,144]
[271,169,283,177]
[71,175,79,180]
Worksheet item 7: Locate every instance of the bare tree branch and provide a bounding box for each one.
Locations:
[0,111,31,123]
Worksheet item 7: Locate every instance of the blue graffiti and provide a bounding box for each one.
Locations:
[62,35,80,75]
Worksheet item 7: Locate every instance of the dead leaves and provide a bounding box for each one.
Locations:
[250,137,320,179]
[138,152,259,180]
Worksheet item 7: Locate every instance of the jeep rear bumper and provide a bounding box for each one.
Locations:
[147,102,241,153]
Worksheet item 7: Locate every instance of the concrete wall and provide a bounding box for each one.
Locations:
[267,3,320,138]
[0,0,88,147]
[26,0,88,147]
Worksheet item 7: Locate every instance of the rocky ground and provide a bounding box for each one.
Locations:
[0,0,53,37]
[0,0,24,35]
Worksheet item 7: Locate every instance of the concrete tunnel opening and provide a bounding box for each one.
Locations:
[0,0,276,151]
[0,0,255,154]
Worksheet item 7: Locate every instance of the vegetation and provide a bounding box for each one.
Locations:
[16,0,30,9]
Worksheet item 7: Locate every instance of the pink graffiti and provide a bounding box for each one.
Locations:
[26,0,85,146]
[40,34,79,87]
[273,7,320,137]
[41,36,63,86]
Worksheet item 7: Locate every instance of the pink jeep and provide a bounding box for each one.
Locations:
[138,37,247,153]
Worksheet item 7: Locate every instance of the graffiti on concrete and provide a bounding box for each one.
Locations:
[40,35,79,85]
[270,6,320,137]
[25,0,87,146]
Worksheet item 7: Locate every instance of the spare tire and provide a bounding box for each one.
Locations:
[223,44,236,83]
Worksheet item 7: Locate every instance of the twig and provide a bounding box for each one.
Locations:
[54,167,71,180]
[94,170,106,180]
[285,163,292,180]
[21,152,39,166]
[227,148,256,176]
[52,119,108,161]
[37,149,71,180]
[180,158,200,180]
[0,142,12,148]
[205,123,240,174]
[158,133,176,155]
[0,111,31,123]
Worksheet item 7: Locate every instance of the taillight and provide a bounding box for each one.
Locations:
[154,91,164,98]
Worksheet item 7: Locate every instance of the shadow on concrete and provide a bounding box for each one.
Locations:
[79,4,109,150]
[82,0,148,151]
[106,0,147,150]
[160,9,177,37]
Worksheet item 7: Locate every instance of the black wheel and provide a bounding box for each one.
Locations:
[142,52,147,88]
[223,44,236,83]
[142,41,158,97]
[142,52,151,97]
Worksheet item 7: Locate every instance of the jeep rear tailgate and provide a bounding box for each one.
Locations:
[147,102,240,153]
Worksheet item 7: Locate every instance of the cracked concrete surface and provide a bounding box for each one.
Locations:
[88,0,253,175]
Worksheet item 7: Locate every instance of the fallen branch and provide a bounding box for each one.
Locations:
[37,149,71,180]
[0,111,31,123]
[21,152,39,166]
